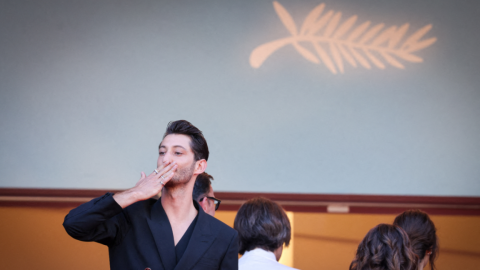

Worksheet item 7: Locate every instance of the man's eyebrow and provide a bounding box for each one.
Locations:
[159,145,187,150]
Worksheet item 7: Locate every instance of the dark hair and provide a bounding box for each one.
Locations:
[193,172,213,201]
[234,197,291,255]
[349,224,417,270]
[393,210,438,270]
[162,120,209,161]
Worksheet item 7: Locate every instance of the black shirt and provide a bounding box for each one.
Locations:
[175,213,199,264]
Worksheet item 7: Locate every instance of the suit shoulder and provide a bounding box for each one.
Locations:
[206,214,237,236]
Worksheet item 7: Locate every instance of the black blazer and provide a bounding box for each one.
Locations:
[63,193,238,270]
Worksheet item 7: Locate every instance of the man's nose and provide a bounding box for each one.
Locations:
[162,151,173,164]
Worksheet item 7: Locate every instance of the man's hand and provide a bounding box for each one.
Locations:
[113,161,178,208]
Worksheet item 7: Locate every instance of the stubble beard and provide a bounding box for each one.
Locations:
[165,161,195,188]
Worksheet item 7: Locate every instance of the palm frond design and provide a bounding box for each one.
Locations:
[250,1,437,74]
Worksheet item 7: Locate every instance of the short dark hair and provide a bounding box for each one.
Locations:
[234,197,291,255]
[394,210,438,270]
[349,224,417,270]
[162,120,209,161]
[193,172,213,202]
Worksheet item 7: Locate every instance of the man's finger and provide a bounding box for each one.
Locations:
[156,162,176,178]
[159,164,177,185]
[149,161,171,177]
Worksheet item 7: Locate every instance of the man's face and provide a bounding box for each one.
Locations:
[158,134,197,186]
[204,186,216,217]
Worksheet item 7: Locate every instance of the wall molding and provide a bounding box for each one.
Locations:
[1,188,479,215]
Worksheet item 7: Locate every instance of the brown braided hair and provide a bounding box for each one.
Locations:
[349,224,417,270]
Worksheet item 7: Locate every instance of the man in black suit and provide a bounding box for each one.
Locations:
[193,172,221,217]
[63,120,238,270]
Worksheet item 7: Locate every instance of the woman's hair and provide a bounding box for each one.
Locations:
[349,224,417,270]
[233,197,291,255]
[393,210,438,270]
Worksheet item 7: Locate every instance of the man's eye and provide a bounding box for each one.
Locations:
[159,152,165,155]
[175,152,182,155]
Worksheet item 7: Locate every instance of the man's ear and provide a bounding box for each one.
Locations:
[194,159,207,174]
[199,198,208,213]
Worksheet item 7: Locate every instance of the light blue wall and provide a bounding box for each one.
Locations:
[1,0,479,196]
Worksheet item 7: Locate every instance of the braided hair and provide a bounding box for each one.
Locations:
[349,224,417,270]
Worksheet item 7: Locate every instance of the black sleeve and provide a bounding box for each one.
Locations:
[63,192,130,246]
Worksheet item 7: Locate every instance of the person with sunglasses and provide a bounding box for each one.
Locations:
[193,172,221,216]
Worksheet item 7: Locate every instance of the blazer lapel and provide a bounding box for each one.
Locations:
[147,199,176,270]
[174,204,216,270]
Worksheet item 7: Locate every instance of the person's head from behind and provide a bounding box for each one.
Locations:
[349,224,416,270]
[394,210,438,270]
[158,120,209,187]
[234,197,291,261]
[193,172,220,216]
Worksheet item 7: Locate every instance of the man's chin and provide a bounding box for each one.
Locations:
[165,176,192,187]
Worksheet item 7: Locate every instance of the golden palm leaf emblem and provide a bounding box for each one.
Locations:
[250,1,437,74]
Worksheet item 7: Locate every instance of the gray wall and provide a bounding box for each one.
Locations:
[1,0,479,196]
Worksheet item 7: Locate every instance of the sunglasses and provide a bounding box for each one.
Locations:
[200,196,221,211]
